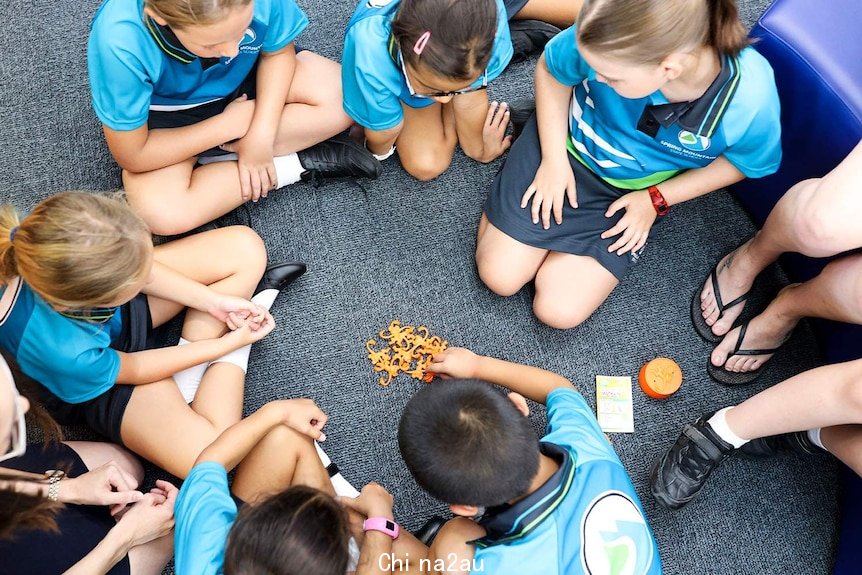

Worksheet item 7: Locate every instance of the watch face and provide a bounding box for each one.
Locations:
[385,520,396,531]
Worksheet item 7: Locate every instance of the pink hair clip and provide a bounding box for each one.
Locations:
[413,31,431,55]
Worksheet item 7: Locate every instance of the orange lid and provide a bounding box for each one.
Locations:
[638,358,682,399]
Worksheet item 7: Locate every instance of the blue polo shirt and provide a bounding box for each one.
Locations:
[543,25,782,190]
[88,0,308,131]
[341,0,513,131]
[0,278,122,403]
[471,388,661,575]
[174,462,236,575]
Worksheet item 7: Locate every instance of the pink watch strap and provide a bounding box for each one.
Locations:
[363,517,400,539]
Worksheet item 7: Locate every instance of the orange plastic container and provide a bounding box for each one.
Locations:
[638,358,682,399]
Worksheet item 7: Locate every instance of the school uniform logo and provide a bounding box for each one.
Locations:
[677,130,711,152]
[580,491,655,575]
[238,28,260,55]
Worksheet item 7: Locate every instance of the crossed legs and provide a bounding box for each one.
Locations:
[124,52,351,236]
[120,227,267,478]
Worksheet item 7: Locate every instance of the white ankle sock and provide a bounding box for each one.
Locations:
[707,407,749,449]
[806,428,825,450]
[211,344,251,373]
[273,153,304,187]
[314,442,361,498]
[172,338,210,403]
[251,288,278,310]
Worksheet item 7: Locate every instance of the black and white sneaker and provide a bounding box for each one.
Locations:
[297,133,381,187]
[650,414,736,510]
[509,20,561,63]
[739,431,825,458]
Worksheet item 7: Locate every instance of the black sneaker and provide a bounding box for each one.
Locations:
[509,20,561,63]
[650,414,736,510]
[297,133,381,187]
[509,97,535,141]
[739,431,824,458]
[255,261,307,294]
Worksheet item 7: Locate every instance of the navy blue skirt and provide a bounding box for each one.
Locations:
[484,113,655,280]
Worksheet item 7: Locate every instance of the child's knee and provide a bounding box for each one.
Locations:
[224,226,267,271]
[533,296,590,330]
[401,149,452,181]
[477,259,525,297]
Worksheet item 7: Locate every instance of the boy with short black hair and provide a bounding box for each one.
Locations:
[398,348,661,575]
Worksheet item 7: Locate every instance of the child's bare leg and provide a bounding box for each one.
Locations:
[127,535,174,575]
[64,441,143,484]
[475,214,549,296]
[511,0,582,28]
[272,51,353,155]
[821,425,862,474]
[533,252,618,329]
[713,252,862,372]
[396,102,457,181]
[120,378,238,478]
[125,159,251,237]
[724,359,862,439]
[147,227,267,341]
[701,141,862,336]
[230,425,331,502]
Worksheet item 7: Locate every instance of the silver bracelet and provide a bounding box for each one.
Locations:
[44,469,65,502]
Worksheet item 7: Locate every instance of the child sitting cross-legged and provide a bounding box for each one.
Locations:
[398,348,661,575]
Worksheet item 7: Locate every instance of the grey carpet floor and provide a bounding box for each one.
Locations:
[0,1,840,574]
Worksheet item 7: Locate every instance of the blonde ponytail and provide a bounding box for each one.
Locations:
[0,192,152,310]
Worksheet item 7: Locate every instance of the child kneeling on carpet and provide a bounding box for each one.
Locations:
[341,0,580,181]
[398,348,661,574]
[476,0,782,329]
[175,399,430,575]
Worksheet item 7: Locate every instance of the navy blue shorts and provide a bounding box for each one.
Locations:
[504,0,531,18]
[37,294,154,446]
[148,47,306,158]
[484,113,654,280]
[0,443,131,575]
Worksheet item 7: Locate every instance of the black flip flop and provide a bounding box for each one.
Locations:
[707,322,783,386]
[691,261,752,343]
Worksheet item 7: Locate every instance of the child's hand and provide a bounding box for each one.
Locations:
[225,309,275,345]
[278,398,328,441]
[222,130,277,203]
[207,295,266,331]
[427,348,480,379]
[338,482,394,519]
[114,481,178,548]
[521,158,577,229]
[601,190,657,255]
[480,101,513,162]
[221,94,256,140]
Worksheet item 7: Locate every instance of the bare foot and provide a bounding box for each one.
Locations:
[700,238,760,337]
[710,285,800,372]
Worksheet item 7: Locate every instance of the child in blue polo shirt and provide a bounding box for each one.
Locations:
[88,0,380,236]
[477,0,782,330]
[341,0,583,181]
[175,398,430,575]
[0,192,305,479]
[398,347,662,575]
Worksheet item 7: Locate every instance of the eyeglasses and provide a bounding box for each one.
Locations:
[399,50,488,99]
[0,361,26,464]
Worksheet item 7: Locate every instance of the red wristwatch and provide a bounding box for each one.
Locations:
[647,185,670,216]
